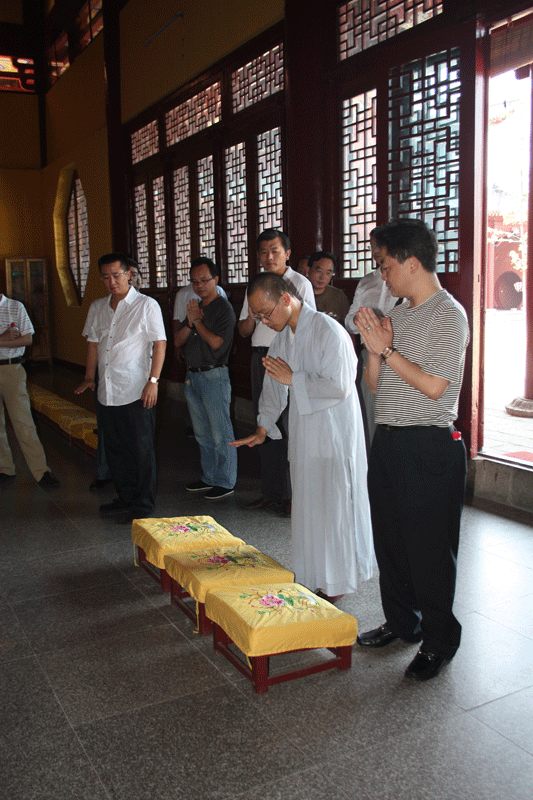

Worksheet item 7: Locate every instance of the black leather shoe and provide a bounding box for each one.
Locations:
[405,649,450,682]
[357,623,399,648]
[244,496,270,510]
[89,478,113,492]
[99,499,132,515]
[0,473,16,486]
[38,471,60,488]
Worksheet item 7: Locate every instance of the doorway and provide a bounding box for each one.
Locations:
[482,66,533,466]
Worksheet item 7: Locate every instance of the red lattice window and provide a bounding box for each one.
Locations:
[165,83,221,147]
[225,143,248,283]
[75,0,104,53]
[131,120,159,165]
[232,44,284,113]
[197,155,216,260]
[388,47,460,272]
[173,166,191,286]
[338,0,443,60]
[0,56,35,93]
[47,31,70,84]
[257,127,283,231]
[341,90,377,278]
[67,174,90,300]
[134,184,149,275]
[152,176,167,287]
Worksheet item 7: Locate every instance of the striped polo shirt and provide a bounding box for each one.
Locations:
[374,289,470,427]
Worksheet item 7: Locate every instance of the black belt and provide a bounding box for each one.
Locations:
[188,365,220,373]
[378,424,454,433]
[0,356,23,366]
[252,346,269,353]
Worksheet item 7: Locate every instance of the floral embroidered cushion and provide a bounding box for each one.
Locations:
[204,583,358,657]
[164,545,294,603]
[131,516,244,568]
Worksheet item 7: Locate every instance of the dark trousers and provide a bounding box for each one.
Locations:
[368,425,467,659]
[94,394,111,481]
[251,349,291,504]
[99,399,157,515]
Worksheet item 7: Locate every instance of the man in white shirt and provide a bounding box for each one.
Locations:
[345,231,397,447]
[76,253,166,523]
[0,294,59,488]
[238,229,315,515]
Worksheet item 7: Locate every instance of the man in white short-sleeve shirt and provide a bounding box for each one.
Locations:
[76,253,166,523]
[0,294,59,488]
[238,229,315,515]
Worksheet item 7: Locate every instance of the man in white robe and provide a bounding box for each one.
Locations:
[231,272,373,600]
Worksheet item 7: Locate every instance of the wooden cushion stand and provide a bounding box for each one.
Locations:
[163,545,294,635]
[204,583,358,693]
[131,516,244,592]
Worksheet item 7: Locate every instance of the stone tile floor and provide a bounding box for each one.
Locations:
[1,398,533,799]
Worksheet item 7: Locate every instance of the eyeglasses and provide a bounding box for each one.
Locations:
[253,296,281,322]
[191,277,214,287]
[101,271,127,282]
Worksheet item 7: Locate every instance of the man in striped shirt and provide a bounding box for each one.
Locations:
[354,218,469,682]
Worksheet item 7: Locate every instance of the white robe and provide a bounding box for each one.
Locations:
[258,303,374,595]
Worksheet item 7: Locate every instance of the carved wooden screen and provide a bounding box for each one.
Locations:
[341,90,377,278]
[66,175,90,301]
[133,183,149,276]
[225,143,248,283]
[388,47,461,271]
[131,121,159,165]
[152,176,167,287]
[127,31,285,287]
[173,166,191,286]
[338,0,443,60]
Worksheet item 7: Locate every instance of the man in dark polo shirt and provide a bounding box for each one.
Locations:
[174,257,237,500]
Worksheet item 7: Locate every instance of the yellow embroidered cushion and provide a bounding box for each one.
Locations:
[163,546,294,603]
[204,583,358,657]
[131,516,244,569]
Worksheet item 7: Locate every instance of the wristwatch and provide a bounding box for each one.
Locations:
[380,346,396,362]
[149,376,159,384]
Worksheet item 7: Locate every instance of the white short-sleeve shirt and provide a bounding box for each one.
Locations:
[83,287,166,406]
[0,295,34,359]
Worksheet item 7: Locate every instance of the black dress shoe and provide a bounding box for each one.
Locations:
[357,623,399,648]
[89,478,113,492]
[99,498,132,515]
[38,471,60,488]
[405,649,450,682]
[0,473,16,486]
[244,496,270,510]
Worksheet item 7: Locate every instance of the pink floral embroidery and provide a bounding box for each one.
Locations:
[171,525,190,532]
[207,555,230,564]
[259,594,285,608]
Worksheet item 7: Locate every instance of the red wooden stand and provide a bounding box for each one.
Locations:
[137,545,171,592]
[169,578,213,635]
[212,622,352,694]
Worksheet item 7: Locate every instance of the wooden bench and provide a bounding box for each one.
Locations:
[164,545,294,635]
[205,583,358,693]
[131,516,244,592]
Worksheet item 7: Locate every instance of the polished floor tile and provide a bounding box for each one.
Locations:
[1,391,533,799]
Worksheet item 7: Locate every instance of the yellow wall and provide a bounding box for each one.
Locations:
[0,93,40,169]
[41,125,112,366]
[46,33,107,164]
[121,0,284,121]
[0,168,43,274]
[0,1,23,25]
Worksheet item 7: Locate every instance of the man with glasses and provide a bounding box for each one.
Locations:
[307,251,350,325]
[76,253,166,523]
[231,272,373,602]
[174,257,237,500]
[238,229,315,515]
